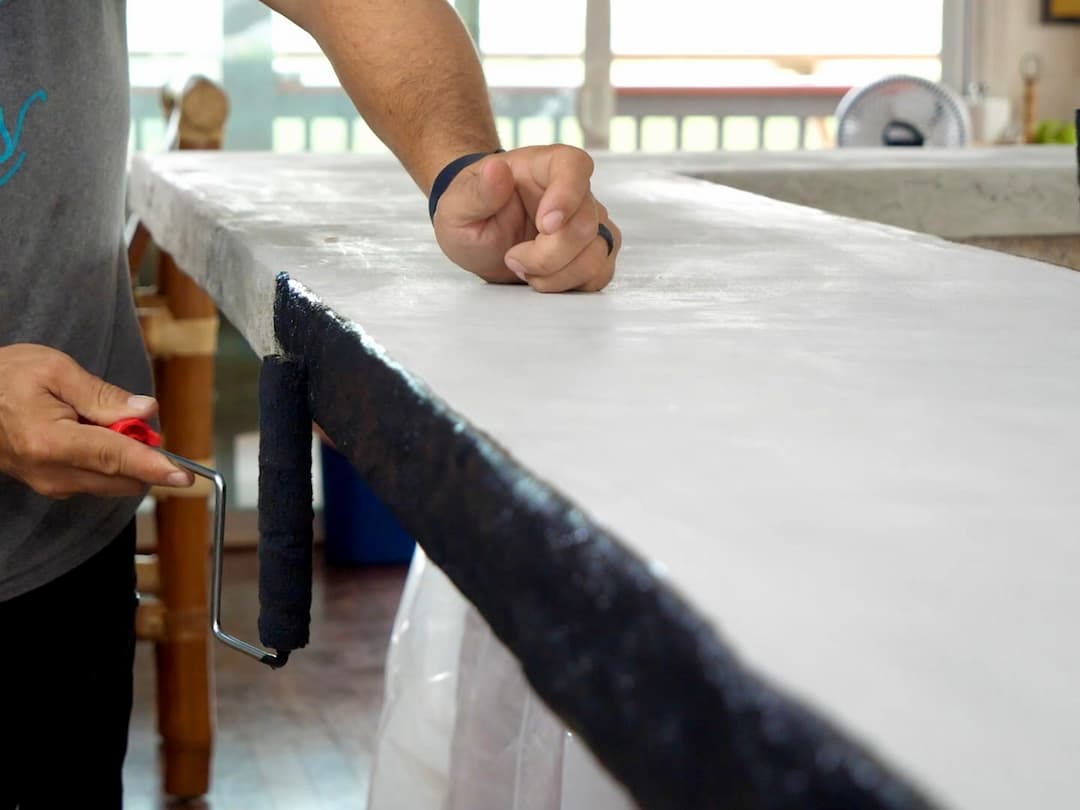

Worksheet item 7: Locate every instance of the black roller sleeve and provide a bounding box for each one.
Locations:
[257,355,314,662]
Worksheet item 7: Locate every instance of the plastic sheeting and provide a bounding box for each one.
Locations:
[369,550,635,810]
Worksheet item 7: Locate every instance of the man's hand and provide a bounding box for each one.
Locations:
[262,2,619,290]
[432,145,621,293]
[0,344,194,499]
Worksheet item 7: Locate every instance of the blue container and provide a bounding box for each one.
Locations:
[319,442,415,566]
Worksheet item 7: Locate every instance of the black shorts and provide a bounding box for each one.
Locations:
[0,520,137,809]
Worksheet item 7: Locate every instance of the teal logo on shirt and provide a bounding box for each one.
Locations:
[0,90,48,188]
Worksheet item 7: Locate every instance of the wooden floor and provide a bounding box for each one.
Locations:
[124,551,408,810]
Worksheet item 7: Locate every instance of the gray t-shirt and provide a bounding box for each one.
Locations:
[0,0,152,600]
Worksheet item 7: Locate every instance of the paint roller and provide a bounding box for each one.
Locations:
[110,354,314,669]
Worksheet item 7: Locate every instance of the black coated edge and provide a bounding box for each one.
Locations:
[273,273,941,810]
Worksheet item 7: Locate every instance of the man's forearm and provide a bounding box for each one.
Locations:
[268,0,500,192]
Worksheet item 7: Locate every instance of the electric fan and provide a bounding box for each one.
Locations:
[835,74,971,147]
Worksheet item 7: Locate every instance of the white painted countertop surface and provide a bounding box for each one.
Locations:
[130,151,1080,810]
[611,145,1079,239]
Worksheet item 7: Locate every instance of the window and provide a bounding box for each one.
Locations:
[271,13,334,87]
[609,1,943,87]
[128,0,223,86]
[128,0,951,154]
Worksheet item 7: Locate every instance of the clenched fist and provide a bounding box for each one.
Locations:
[432,145,621,293]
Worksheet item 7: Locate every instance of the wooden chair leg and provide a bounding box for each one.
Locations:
[154,254,217,798]
[154,499,214,797]
[125,74,229,799]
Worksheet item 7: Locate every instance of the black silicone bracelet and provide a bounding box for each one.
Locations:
[428,150,505,221]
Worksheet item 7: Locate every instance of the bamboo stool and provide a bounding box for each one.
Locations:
[127,76,229,799]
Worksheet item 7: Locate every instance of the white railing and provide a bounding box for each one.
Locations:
[130,45,945,154]
[131,84,845,154]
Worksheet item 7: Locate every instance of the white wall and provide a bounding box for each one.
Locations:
[973,0,1080,124]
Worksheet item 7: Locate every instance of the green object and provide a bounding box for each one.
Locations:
[1034,119,1078,145]
[1034,120,1059,144]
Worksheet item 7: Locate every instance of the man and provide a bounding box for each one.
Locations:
[0,0,621,805]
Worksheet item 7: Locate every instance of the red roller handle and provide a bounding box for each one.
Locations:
[107,418,162,448]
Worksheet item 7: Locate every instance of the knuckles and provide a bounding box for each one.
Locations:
[95,443,124,477]
[573,209,600,242]
[38,352,70,382]
[94,380,119,412]
[13,432,54,465]
[582,265,615,292]
[550,145,595,176]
